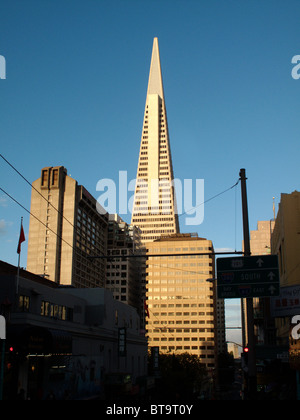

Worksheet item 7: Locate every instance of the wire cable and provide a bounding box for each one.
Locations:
[1,152,240,232]
[0,154,76,230]
[0,186,75,251]
[178,178,240,219]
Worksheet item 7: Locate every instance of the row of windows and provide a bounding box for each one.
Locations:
[106,286,127,294]
[148,296,214,303]
[151,303,213,309]
[134,195,173,203]
[113,294,128,302]
[135,202,172,209]
[148,258,212,264]
[149,246,211,252]
[106,279,127,285]
[132,217,174,223]
[157,345,214,351]
[107,249,132,255]
[136,174,170,181]
[151,319,213,325]
[142,229,176,234]
[149,339,215,347]
[149,328,214,335]
[150,312,213,317]
[19,295,74,322]
[141,134,167,140]
[148,272,211,279]
[148,289,212,295]
[107,264,128,270]
[148,269,211,276]
[41,301,73,321]
[150,337,214,344]
[143,130,166,134]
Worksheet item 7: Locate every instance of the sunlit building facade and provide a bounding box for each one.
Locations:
[271,191,300,345]
[131,37,179,244]
[145,234,219,369]
[27,166,108,287]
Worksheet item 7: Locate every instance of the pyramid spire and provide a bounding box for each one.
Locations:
[131,38,179,244]
[147,37,164,99]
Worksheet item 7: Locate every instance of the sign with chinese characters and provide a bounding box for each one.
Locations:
[118,327,126,357]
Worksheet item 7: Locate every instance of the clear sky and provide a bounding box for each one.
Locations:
[1,0,300,344]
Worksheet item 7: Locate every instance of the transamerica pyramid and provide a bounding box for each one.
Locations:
[131,38,180,243]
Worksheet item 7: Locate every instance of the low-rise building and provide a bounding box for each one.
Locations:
[0,260,147,400]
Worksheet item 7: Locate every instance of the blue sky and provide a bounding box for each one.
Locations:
[1,0,300,343]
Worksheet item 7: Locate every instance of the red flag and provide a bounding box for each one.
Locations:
[144,299,149,318]
[17,223,25,254]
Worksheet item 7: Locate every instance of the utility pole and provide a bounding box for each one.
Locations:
[239,168,257,399]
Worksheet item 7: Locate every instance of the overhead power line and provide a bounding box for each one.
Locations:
[88,251,244,259]
[0,152,239,232]
[178,178,240,219]
[0,153,243,260]
[0,153,76,230]
[0,186,75,251]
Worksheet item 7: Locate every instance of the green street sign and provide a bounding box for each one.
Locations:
[217,255,280,299]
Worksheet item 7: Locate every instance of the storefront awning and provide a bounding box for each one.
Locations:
[7,325,72,355]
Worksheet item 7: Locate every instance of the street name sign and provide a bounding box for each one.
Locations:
[217,255,280,299]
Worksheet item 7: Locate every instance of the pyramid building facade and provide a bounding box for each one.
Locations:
[131,38,180,243]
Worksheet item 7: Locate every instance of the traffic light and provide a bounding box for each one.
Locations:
[241,347,249,371]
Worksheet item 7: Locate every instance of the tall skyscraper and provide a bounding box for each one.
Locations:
[27,166,108,287]
[131,37,179,244]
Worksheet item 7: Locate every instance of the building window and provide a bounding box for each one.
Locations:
[41,301,50,317]
[52,169,58,185]
[41,169,48,187]
[19,295,30,312]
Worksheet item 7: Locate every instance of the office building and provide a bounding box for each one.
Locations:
[272,191,300,288]
[271,191,300,345]
[106,214,143,312]
[0,260,147,400]
[248,220,276,346]
[131,38,180,243]
[145,233,219,369]
[250,220,275,256]
[27,166,108,288]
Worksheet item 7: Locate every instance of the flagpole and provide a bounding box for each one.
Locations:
[16,217,23,295]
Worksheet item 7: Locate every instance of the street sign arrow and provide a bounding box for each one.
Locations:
[256,258,264,267]
[268,272,276,281]
[217,254,280,299]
